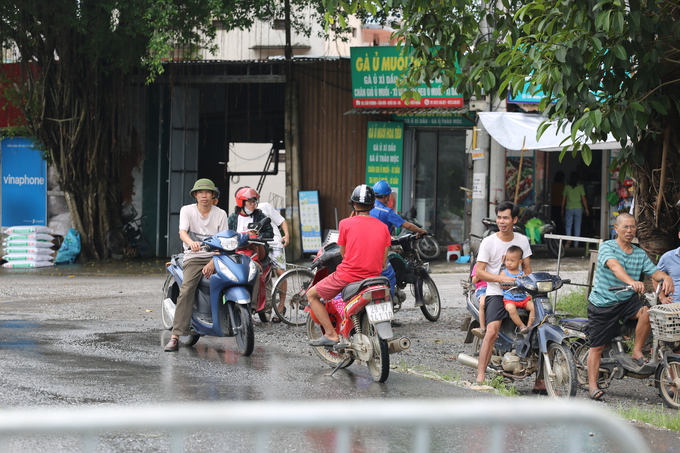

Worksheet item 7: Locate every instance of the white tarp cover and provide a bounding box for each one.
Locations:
[477,112,622,151]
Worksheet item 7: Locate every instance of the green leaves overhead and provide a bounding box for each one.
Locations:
[324,0,680,172]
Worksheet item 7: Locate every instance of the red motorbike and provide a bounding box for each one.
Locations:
[304,242,411,383]
[237,223,274,323]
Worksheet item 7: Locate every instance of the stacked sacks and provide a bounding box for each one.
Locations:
[2,226,58,268]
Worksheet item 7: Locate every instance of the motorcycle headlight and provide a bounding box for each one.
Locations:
[218,260,239,282]
[536,281,553,292]
[219,236,239,251]
[248,260,258,281]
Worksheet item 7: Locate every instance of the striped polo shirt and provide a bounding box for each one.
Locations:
[589,240,657,308]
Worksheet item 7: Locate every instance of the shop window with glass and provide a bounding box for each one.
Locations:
[414,130,468,245]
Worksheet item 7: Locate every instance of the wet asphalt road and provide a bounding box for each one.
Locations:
[0,267,677,451]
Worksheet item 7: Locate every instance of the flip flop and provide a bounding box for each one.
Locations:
[633,356,650,367]
[531,389,548,396]
[590,389,605,401]
[308,336,339,347]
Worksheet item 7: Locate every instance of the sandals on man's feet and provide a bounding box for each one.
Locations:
[589,389,605,401]
[633,356,650,367]
[471,327,486,340]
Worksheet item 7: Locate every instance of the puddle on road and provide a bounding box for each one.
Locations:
[0,320,41,350]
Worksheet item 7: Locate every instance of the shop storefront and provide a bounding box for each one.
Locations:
[479,112,623,241]
[350,46,474,246]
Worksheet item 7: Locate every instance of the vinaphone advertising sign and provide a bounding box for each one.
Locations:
[350,46,463,108]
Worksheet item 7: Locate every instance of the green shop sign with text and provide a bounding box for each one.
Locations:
[392,112,475,127]
[366,122,404,210]
[351,46,463,108]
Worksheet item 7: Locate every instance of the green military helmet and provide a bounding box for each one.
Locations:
[190,178,218,198]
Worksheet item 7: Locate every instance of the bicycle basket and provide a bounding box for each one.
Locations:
[121,202,138,223]
[649,302,680,342]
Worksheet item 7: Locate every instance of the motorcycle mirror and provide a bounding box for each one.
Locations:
[259,217,271,226]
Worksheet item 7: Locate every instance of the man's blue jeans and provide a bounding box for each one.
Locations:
[565,208,583,247]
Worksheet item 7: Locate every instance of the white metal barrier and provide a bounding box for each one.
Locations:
[0,399,649,453]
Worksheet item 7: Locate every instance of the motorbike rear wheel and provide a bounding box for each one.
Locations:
[546,238,566,258]
[234,304,255,356]
[161,274,178,331]
[361,315,390,383]
[179,334,200,347]
[544,342,578,398]
[420,274,441,322]
[655,356,680,410]
[417,236,440,260]
[272,268,314,326]
[306,316,354,369]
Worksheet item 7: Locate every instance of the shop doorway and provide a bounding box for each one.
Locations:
[414,130,468,245]
[546,150,603,238]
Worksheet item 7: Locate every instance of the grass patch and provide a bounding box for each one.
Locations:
[399,362,518,396]
[617,404,680,431]
[555,285,588,318]
[483,375,518,397]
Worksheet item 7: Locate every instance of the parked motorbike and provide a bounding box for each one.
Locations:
[482,203,563,258]
[459,272,578,398]
[304,241,411,383]
[161,217,272,356]
[389,233,442,322]
[560,283,680,409]
[396,212,441,260]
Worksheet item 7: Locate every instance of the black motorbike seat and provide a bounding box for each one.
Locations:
[341,276,390,302]
[562,318,589,331]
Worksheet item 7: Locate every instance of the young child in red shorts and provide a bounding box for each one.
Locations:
[306,184,392,347]
[500,245,534,335]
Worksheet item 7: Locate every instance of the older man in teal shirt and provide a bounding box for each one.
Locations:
[586,213,673,400]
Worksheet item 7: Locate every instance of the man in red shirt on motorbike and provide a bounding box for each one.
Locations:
[306,184,392,347]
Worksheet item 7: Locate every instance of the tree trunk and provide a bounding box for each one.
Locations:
[633,122,680,258]
[17,50,122,262]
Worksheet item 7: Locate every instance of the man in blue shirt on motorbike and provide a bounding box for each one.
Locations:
[371,180,427,237]
[370,180,427,308]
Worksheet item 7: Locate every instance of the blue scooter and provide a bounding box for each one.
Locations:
[161,218,271,356]
[459,272,578,398]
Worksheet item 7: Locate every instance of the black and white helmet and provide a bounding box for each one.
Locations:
[349,184,375,210]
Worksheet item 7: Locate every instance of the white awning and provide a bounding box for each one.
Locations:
[477,112,622,151]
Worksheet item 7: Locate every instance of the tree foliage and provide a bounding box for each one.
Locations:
[324,0,680,253]
[0,0,336,260]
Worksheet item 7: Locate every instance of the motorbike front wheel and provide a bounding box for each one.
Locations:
[361,315,390,383]
[306,316,354,369]
[417,236,440,260]
[420,274,441,322]
[543,342,578,398]
[655,356,680,409]
[234,304,255,356]
[571,339,589,385]
[257,276,274,323]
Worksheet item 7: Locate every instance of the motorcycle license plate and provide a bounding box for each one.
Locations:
[366,302,394,323]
